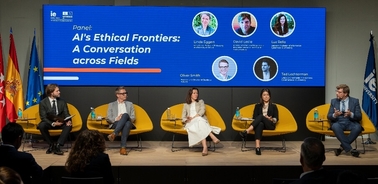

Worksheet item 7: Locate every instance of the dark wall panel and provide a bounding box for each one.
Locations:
[59,87,324,141]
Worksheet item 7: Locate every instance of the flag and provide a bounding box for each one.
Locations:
[362,33,378,127]
[0,34,6,132]
[26,32,43,109]
[4,28,24,122]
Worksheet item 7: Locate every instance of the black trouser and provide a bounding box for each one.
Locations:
[38,121,72,146]
[251,114,275,140]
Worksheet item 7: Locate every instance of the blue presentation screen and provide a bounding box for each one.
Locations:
[43,5,326,86]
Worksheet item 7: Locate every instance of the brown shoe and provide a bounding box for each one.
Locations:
[108,133,115,142]
[120,147,127,155]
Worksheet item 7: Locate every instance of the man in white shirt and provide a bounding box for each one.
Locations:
[261,61,271,81]
[106,86,136,155]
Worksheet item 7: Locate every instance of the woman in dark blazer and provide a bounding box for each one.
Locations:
[240,88,279,155]
[65,130,114,184]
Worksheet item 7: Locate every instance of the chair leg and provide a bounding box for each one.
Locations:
[171,133,178,152]
[361,135,366,154]
[281,135,286,153]
[22,132,27,152]
[207,139,215,152]
[241,135,251,152]
[133,134,142,152]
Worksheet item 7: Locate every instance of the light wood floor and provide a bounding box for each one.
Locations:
[23,137,378,170]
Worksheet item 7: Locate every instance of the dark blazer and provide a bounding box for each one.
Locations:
[0,145,43,184]
[291,169,339,184]
[39,97,71,126]
[70,153,114,184]
[327,97,362,124]
[236,26,255,36]
[253,102,279,122]
[255,70,274,81]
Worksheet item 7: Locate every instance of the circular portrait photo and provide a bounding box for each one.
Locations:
[253,56,278,82]
[212,56,237,82]
[270,12,295,37]
[192,11,218,37]
[232,12,257,37]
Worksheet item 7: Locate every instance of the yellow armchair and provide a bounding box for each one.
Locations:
[86,104,153,151]
[232,103,298,152]
[306,104,376,153]
[17,103,82,151]
[160,103,226,152]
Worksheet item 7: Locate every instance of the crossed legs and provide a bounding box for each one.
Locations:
[109,114,133,155]
[331,121,362,152]
[201,132,220,156]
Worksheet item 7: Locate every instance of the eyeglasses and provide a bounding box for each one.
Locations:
[117,92,128,95]
[219,66,229,69]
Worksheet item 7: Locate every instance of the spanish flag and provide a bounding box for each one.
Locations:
[5,29,24,122]
[0,34,6,131]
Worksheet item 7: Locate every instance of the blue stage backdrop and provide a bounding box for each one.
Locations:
[43,6,325,86]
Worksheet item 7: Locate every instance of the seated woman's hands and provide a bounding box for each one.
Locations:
[264,115,273,121]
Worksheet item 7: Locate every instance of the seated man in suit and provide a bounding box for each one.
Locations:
[106,86,136,155]
[38,83,73,155]
[327,84,362,157]
[292,137,338,184]
[0,123,43,184]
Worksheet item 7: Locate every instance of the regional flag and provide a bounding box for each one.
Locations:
[26,32,44,109]
[5,29,24,122]
[0,34,6,131]
[362,33,378,127]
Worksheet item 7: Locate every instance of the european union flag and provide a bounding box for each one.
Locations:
[362,33,378,127]
[26,33,44,109]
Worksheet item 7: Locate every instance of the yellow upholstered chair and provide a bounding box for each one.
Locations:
[231,103,298,152]
[86,104,153,151]
[160,103,226,152]
[17,103,82,151]
[306,104,376,153]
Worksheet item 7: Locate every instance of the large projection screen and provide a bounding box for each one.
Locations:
[43,5,326,86]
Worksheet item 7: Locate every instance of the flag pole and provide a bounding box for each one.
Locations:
[364,31,377,145]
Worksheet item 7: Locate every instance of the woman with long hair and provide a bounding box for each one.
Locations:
[194,13,215,36]
[182,87,221,156]
[65,130,114,183]
[273,14,289,36]
[239,88,279,155]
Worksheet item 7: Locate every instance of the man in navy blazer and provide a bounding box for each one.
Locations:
[38,83,73,155]
[106,86,136,155]
[327,84,362,157]
[0,123,43,184]
[291,137,339,184]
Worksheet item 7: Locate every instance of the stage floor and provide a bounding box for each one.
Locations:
[23,137,378,170]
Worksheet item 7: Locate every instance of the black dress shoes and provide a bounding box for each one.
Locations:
[256,147,261,155]
[350,149,360,157]
[239,130,247,138]
[334,148,342,156]
[54,144,64,155]
[46,144,54,154]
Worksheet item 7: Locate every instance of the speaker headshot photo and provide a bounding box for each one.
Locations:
[232,12,257,37]
[270,12,296,37]
[253,56,278,82]
[193,11,218,37]
[212,56,237,82]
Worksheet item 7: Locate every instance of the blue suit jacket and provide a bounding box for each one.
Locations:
[327,97,362,124]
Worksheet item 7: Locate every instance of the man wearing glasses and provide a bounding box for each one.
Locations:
[327,84,362,157]
[216,59,232,81]
[106,86,136,155]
